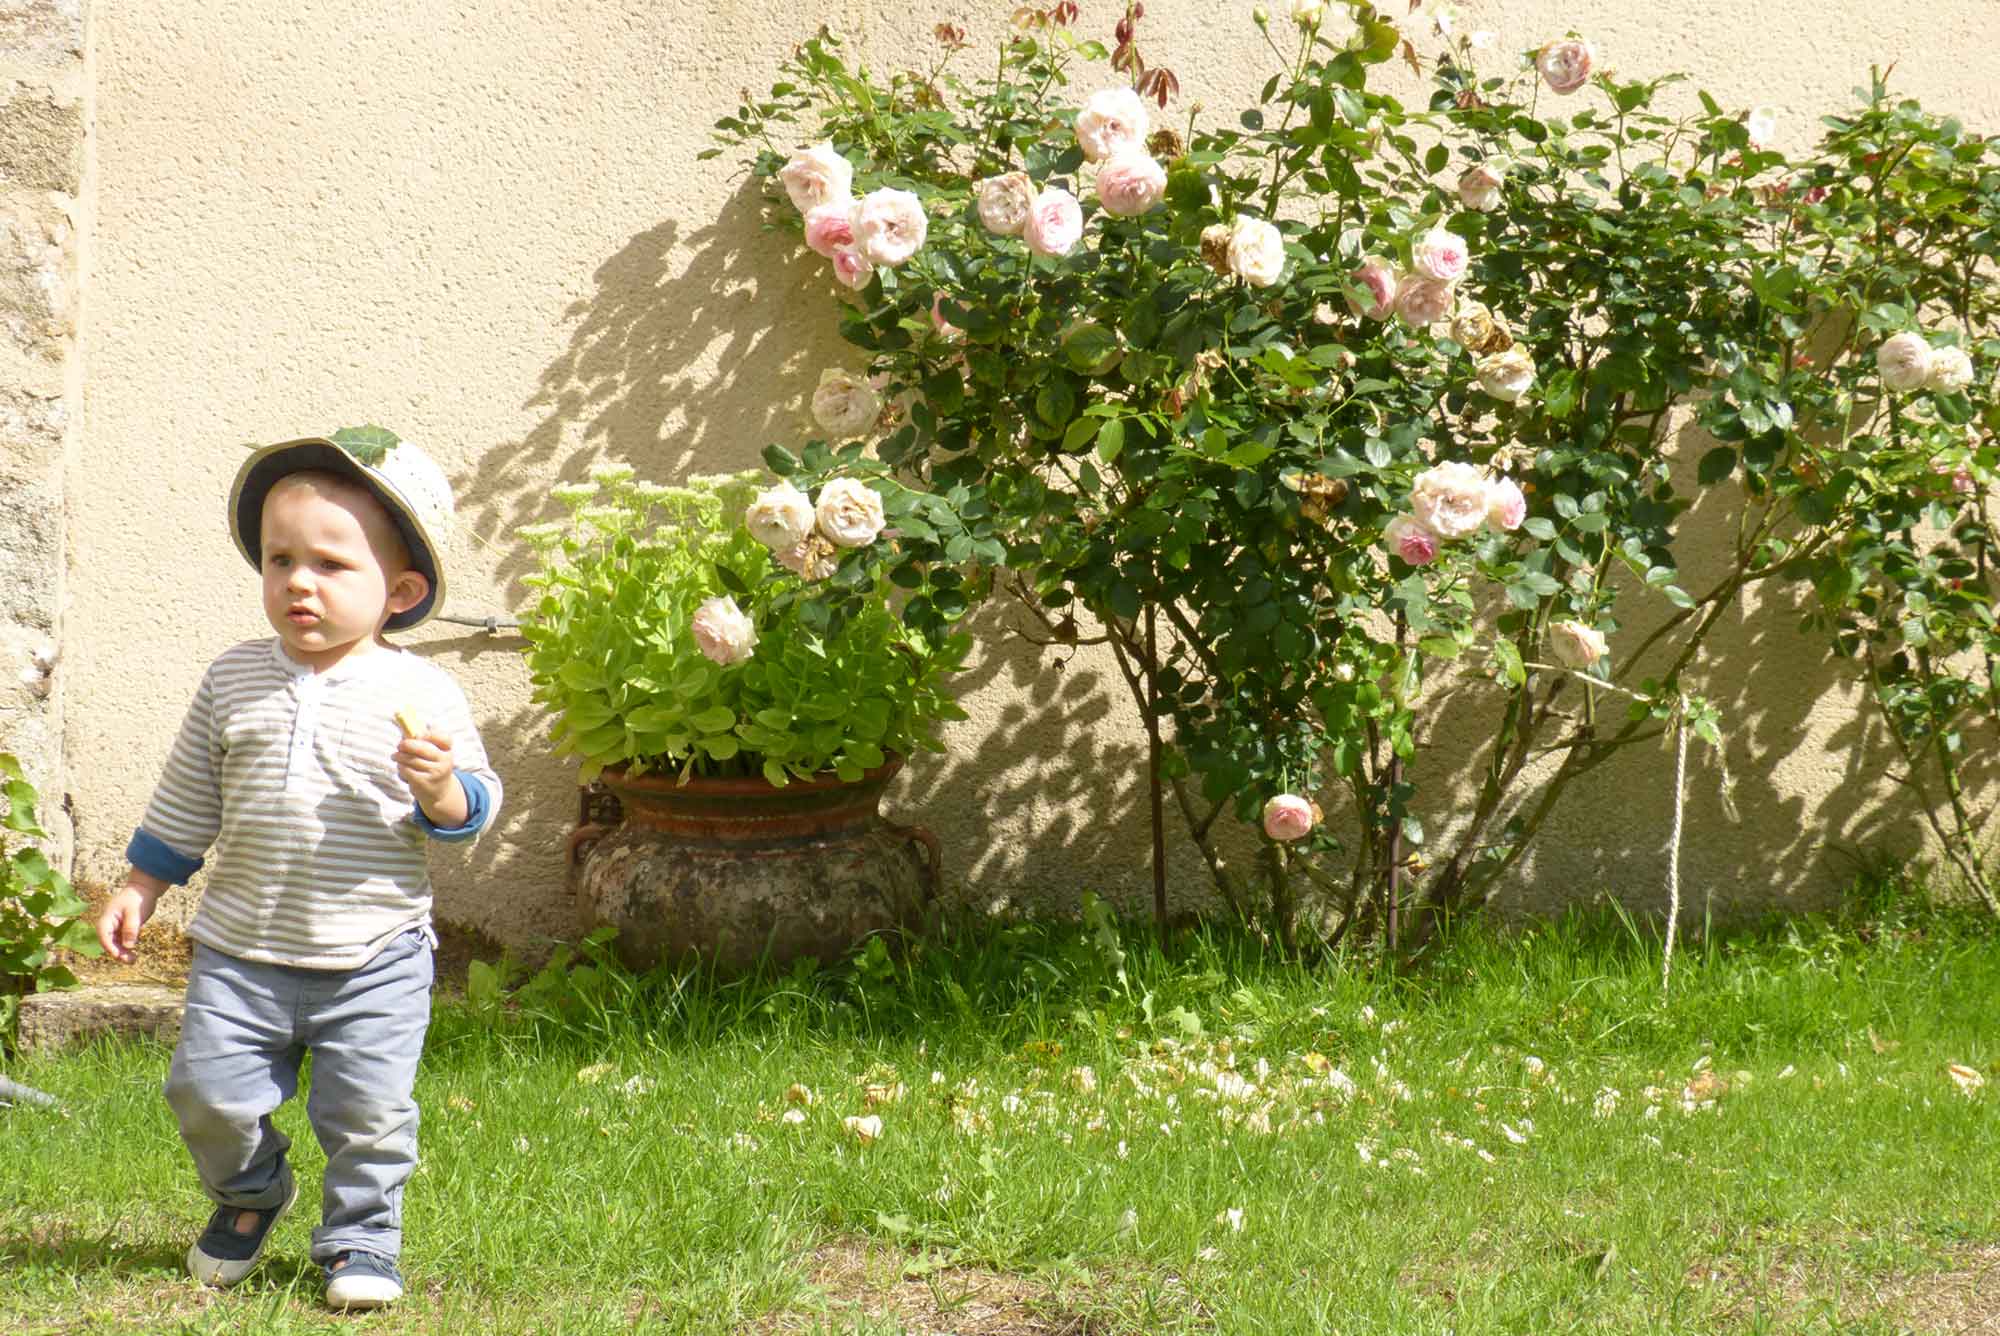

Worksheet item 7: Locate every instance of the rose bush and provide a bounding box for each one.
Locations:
[715,4,2000,945]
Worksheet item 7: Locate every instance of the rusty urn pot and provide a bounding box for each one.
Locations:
[568,756,940,972]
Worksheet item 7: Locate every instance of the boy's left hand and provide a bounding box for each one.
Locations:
[395,731,466,825]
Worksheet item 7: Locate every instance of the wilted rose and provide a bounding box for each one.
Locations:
[776,531,840,581]
[1876,331,1934,393]
[1024,187,1084,257]
[1476,347,1537,403]
[778,142,853,214]
[1395,275,1455,328]
[1927,344,1975,394]
[1227,216,1286,287]
[1347,256,1399,320]
[1411,226,1469,284]
[810,368,882,438]
[1262,794,1318,841]
[1458,159,1506,212]
[1199,222,1234,276]
[745,480,815,550]
[1095,150,1167,217]
[1452,303,1512,354]
[976,171,1035,236]
[1410,461,1490,540]
[1535,39,1595,96]
[692,596,758,666]
[1383,514,1438,566]
[1550,619,1609,669]
[1486,475,1527,532]
[814,477,888,548]
[1075,86,1149,163]
[803,203,855,258]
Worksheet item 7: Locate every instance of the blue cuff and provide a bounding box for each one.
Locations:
[127,828,204,884]
[413,771,490,841]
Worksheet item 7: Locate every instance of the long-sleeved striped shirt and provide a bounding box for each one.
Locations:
[128,637,502,969]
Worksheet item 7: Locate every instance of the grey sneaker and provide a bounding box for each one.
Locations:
[324,1250,404,1310]
[186,1173,298,1287]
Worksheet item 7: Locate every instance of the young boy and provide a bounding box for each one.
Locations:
[95,432,502,1311]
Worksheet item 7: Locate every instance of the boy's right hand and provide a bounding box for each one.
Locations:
[96,876,165,964]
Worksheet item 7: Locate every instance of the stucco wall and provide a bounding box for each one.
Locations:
[61,1,2000,947]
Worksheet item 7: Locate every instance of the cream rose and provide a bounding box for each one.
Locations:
[810,368,882,438]
[1227,217,1286,287]
[1927,344,1975,394]
[745,481,815,550]
[1411,226,1469,284]
[1346,256,1399,320]
[1746,106,1778,151]
[1394,275,1455,328]
[1383,514,1438,566]
[1262,794,1317,842]
[692,596,758,667]
[814,477,888,548]
[1550,619,1609,670]
[1287,0,1324,25]
[1410,460,1490,540]
[803,203,856,259]
[976,171,1035,236]
[1536,39,1595,96]
[778,142,853,214]
[1476,347,1537,403]
[851,188,928,266]
[1876,331,1934,393]
[1095,150,1167,217]
[1023,187,1084,257]
[1486,476,1527,532]
[1075,86,1149,164]
[831,246,875,290]
[1458,159,1506,212]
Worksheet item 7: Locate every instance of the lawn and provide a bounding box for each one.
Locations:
[3,889,1997,1334]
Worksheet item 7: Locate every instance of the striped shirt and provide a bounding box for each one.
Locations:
[129,638,503,970]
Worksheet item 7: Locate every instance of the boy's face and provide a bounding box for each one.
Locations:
[259,474,428,671]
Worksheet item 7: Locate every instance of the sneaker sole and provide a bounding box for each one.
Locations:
[186,1176,298,1288]
[325,1274,403,1310]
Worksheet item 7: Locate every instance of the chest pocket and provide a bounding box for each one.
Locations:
[333,705,419,822]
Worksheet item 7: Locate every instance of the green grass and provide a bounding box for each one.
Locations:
[3,888,1997,1334]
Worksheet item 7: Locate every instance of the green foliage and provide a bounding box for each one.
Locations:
[0,753,97,1042]
[328,423,401,467]
[517,466,970,785]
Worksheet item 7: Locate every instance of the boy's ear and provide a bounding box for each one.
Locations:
[387,569,430,617]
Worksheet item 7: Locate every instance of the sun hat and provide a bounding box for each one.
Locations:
[228,426,456,631]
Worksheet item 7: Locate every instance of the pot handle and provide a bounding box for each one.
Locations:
[883,821,941,893]
[566,822,612,868]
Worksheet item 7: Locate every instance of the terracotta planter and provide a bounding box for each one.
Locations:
[567,756,940,972]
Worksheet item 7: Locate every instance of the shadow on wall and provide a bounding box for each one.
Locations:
[429,183,1177,941]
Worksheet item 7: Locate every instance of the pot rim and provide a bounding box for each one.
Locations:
[598,753,905,797]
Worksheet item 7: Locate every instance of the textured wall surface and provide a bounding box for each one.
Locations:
[63,1,2000,945]
[0,0,86,860]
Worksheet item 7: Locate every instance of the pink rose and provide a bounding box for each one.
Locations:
[804,203,855,259]
[1536,39,1595,96]
[1409,461,1489,540]
[1346,256,1399,321]
[1262,794,1317,842]
[1383,514,1438,566]
[976,171,1035,236]
[691,596,758,666]
[851,188,928,266]
[930,292,964,342]
[1458,160,1506,212]
[1486,476,1527,532]
[1394,275,1455,328]
[778,142,854,214]
[1095,150,1167,217]
[1023,187,1084,258]
[1550,619,1609,669]
[831,246,875,290]
[1411,227,1469,284]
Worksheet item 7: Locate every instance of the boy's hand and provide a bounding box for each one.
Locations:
[395,730,467,827]
[97,874,166,964]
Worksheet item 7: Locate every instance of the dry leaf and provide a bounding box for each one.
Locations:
[843,1114,883,1144]
[863,1081,905,1109]
[785,1083,815,1105]
[576,1062,615,1085]
[1947,1063,1985,1096]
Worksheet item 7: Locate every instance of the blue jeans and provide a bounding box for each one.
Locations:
[164,926,434,1263]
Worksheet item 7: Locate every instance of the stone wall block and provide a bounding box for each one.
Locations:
[0,196,74,360]
[0,89,82,192]
[0,0,83,75]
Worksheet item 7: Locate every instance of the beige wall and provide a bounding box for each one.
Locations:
[60,1,2000,947]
